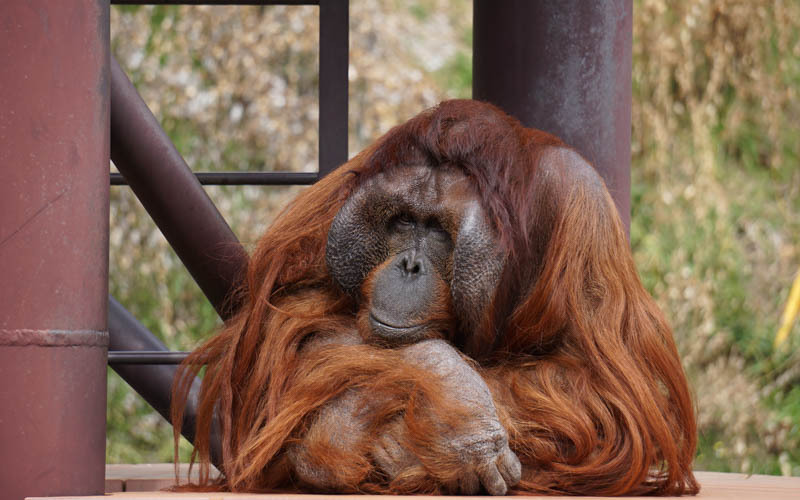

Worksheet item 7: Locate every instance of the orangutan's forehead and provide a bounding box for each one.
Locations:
[376,164,476,207]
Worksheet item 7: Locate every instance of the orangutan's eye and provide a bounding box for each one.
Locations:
[391,213,415,231]
[426,219,451,242]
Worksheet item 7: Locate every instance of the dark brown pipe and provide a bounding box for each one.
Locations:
[111,171,318,186]
[473,0,633,231]
[319,0,350,176]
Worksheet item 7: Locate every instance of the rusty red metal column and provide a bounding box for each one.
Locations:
[0,1,109,499]
[473,0,633,230]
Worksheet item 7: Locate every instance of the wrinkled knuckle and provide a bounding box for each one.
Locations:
[492,434,507,453]
[485,427,508,454]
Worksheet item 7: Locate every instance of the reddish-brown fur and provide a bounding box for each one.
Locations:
[172,100,699,495]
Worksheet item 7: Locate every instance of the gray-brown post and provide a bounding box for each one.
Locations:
[0,1,110,499]
[473,0,633,230]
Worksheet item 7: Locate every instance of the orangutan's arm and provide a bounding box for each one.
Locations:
[376,339,521,495]
[287,336,520,495]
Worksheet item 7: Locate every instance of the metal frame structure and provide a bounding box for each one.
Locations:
[0,1,631,498]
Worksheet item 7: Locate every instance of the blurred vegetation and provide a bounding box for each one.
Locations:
[107,0,800,476]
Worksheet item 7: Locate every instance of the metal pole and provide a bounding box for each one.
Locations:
[0,1,110,498]
[110,171,318,186]
[473,0,633,230]
[108,350,189,364]
[318,0,349,177]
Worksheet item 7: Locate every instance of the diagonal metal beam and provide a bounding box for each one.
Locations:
[110,56,247,319]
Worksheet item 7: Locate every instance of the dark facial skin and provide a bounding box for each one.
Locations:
[326,165,504,344]
[368,248,448,342]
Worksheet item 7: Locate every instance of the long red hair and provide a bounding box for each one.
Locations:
[172,100,698,495]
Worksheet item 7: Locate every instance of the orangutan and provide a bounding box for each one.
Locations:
[172,100,699,496]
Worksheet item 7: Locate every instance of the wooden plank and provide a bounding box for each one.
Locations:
[104,464,219,492]
[24,467,800,500]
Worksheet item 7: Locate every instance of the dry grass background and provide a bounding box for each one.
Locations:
[107,0,800,476]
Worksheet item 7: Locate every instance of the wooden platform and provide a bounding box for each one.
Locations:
[27,465,800,500]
